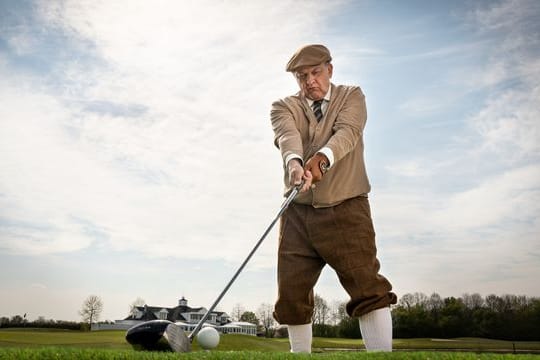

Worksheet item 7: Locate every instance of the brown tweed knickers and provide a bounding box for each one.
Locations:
[273,196,397,325]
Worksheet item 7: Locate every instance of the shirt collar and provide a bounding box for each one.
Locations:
[306,85,332,107]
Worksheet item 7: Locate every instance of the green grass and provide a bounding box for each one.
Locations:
[1,329,539,359]
[0,328,131,349]
[393,337,540,352]
[1,348,540,360]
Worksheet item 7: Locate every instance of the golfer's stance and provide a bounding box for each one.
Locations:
[270,44,397,353]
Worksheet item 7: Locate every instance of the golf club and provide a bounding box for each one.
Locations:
[126,182,303,352]
[126,319,190,352]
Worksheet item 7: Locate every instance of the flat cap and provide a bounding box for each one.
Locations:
[286,44,332,72]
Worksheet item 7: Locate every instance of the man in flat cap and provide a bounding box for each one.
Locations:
[270,44,397,352]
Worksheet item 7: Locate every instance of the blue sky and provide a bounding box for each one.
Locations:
[1,0,539,322]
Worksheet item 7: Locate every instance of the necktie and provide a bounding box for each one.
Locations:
[312,100,323,122]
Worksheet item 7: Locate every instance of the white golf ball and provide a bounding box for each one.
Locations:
[196,327,220,350]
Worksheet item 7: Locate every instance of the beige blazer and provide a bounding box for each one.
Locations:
[270,84,371,207]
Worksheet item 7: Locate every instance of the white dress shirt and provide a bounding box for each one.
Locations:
[285,87,334,168]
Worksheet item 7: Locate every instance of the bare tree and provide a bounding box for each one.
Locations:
[313,293,330,325]
[427,292,444,311]
[329,300,347,326]
[399,292,428,309]
[79,295,103,326]
[129,297,146,316]
[462,293,484,310]
[257,303,275,337]
[231,303,245,322]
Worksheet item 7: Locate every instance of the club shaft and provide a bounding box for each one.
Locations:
[188,185,300,340]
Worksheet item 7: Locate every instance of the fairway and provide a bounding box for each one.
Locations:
[1,329,539,359]
[3,348,540,360]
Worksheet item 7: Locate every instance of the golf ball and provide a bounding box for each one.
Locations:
[196,327,220,350]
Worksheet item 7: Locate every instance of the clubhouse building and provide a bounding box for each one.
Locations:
[91,297,257,336]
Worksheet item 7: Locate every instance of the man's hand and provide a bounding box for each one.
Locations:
[287,159,312,192]
[304,153,329,183]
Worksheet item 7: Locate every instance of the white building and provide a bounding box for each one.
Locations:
[92,297,257,336]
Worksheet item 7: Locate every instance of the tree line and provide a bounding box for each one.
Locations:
[2,292,539,340]
[392,292,540,341]
[1,294,104,331]
[0,315,85,331]
[232,292,540,341]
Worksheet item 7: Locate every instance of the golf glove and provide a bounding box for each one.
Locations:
[304,152,329,183]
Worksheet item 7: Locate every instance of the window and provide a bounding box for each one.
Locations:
[191,314,203,321]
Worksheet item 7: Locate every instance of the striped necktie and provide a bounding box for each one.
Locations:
[312,100,323,122]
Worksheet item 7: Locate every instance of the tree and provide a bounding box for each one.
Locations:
[313,293,330,325]
[0,317,9,327]
[393,294,433,338]
[439,297,466,337]
[329,300,347,326]
[257,303,275,337]
[231,303,245,322]
[427,293,444,311]
[462,293,484,310]
[312,296,338,339]
[399,292,428,309]
[10,315,23,325]
[240,311,259,325]
[337,315,361,338]
[79,295,103,328]
[129,297,145,316]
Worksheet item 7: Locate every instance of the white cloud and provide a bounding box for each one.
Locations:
[385,160,432,178]
[0,0,345,264]
[395,0,540,119]
[375,0,540,291]
[397,92,457,117]
[2,0,540,321]
[373,164,538,241]
[471,0,540,33]
[470,86,540,162]
[374,164,540,297]
[0,84,115,255]
[432,165,540,231]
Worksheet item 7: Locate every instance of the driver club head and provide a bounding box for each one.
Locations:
[125,320,191,352]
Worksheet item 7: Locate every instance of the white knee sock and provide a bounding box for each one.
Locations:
[287,323,312,353]
[359,307,393,352]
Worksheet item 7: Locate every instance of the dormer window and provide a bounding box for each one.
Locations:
[158,309,168,320]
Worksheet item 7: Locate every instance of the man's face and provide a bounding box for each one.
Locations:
[294,62,333,101]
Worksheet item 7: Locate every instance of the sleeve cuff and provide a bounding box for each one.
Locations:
[318,147,334,168]
[285,153,303,166]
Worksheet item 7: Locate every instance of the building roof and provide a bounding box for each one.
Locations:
[124,299,230,325]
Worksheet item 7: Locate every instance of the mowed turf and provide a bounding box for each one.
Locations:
[0,328,131,349]
[1,328,540,359]
[3,348,540,360]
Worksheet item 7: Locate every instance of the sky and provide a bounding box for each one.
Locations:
[1,0,539,323]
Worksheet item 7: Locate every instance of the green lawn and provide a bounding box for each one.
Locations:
[1,348,540,360]
[1,328,539,359]
[0,328,131,349]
